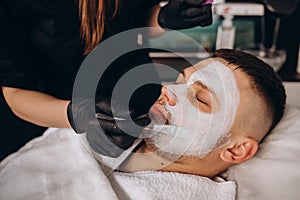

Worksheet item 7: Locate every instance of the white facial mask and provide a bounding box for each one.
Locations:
[146,61,240,157]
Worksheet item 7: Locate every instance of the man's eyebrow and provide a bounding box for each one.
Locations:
[194,80,209,91]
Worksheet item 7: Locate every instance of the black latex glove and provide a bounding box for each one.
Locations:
[67,98,151,157]
[88,98,151,157]
[158,0,213,30]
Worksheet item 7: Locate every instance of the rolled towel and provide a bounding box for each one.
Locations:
[109,170,236,200]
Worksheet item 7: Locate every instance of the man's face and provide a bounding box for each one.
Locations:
[146,58,242,158]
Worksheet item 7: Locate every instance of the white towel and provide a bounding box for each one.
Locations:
[0,128,236,200]
[109,171,236,200]
[0,128,118,200]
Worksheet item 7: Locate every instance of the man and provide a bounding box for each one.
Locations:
[117,49,286,178]
[0,49,286,200]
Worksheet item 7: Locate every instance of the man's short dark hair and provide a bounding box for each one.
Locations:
[213,49,286,135]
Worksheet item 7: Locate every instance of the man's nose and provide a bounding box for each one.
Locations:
[161,86,176,106]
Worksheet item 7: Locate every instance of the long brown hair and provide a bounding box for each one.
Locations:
[78,0,119,54]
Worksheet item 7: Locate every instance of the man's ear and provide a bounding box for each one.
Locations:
[220,137,258,164]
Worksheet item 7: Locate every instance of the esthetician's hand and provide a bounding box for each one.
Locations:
[158,0,213,30]
[88,98,151,157]
[67,98,151,157]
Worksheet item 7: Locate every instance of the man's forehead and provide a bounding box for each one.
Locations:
[192,57,251,93]
[192,57,233,71]
[181,57,235,81]
[194,57,252,89]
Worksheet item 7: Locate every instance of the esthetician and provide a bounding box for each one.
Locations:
[0,0,213,160]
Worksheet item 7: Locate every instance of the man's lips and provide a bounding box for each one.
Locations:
[149,104,169,124]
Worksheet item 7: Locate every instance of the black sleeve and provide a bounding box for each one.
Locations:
[0,4,38,90]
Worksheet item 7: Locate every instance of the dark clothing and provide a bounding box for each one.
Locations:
[0,0,160,98]
[0,0,161,160]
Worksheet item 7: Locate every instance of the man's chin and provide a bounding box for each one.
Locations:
[143,138,159,152]
[143,138,185,162]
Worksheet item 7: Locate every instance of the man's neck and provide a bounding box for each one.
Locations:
[117,141,222,178]
[118,143,172,172]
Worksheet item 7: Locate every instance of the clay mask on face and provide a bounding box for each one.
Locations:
[145,61,240,157]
